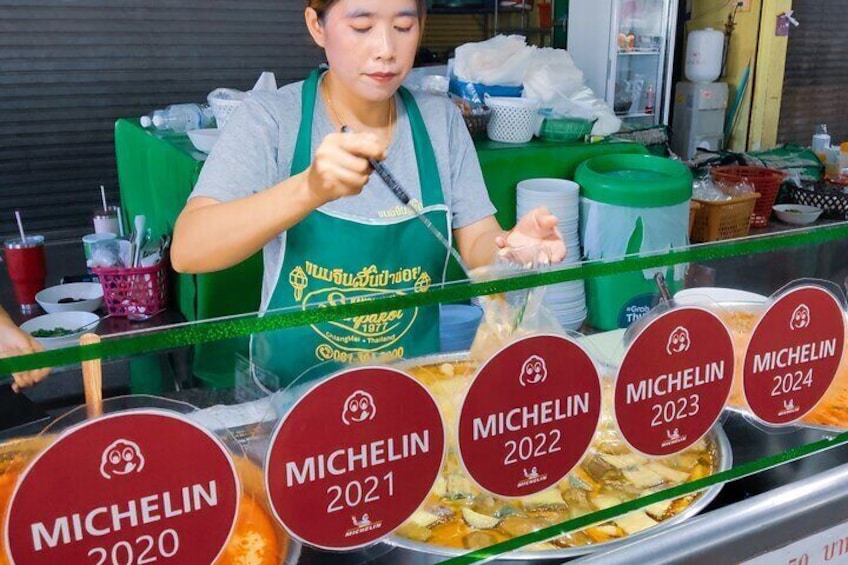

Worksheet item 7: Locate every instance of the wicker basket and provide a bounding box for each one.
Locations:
[789,182,848,220]
[710,166,785,228]
[691,193,761,243]
[461,106,492,140]
[689,200,702,239]
[92,261,169,317]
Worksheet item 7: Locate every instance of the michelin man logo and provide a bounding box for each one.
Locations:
[523,467,540,480]
[666,326,691,355]
[790,304,811,330]
[352,514,371,528]
[100,439,145,480]
[342,390,377,426]
[519,355,547,387]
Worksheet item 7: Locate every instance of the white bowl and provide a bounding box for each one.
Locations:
[773,204,823,225]
[674,287,769,306]
[36,283,103,313]
[187,128,220,153]
[20,311,100,348]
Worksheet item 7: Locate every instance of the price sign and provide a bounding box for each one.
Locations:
[5,411,239,565]
[615,308,735,456]
[265,367,444,550]
[458,335,601,497]
[743,286,845,425]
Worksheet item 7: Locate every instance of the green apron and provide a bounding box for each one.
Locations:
[251,69,450,392]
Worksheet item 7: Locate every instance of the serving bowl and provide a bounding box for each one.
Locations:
[673,287,769,306]
[187,127,220,153]
[772,204,823,225]
[35,282,103,313]
[20,311,100,348]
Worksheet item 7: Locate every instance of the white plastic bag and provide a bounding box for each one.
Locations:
[522,47,621,136]
[453,35,534,86]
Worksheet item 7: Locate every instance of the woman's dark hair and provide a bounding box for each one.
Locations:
[306,0,428,24]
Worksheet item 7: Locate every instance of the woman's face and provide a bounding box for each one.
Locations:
[308,0,420,102]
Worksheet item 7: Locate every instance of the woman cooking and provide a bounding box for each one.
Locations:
[172,0,565,391]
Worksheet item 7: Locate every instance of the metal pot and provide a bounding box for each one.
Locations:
[373,352,734,564]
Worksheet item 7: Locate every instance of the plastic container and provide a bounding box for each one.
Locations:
[841,142,848,174]
[448,78,523,104]
[812,124,831,162]
[143,104,214,133]
[825,146,842,178]
[484,96,540,143]
[685,28,724,83]
[645,84,655,115]
[92,261,168,318]
[576,154,693,330]
[538,114,596,142]
[710,166,785,228]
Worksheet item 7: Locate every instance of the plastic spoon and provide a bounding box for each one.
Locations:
[131,215,146,267]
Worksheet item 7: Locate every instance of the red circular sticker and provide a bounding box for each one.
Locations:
[265,367,445,550]
[615,308,735,457]
[5,411,239,565]
[743,286,845,425]
[458,335,602,498]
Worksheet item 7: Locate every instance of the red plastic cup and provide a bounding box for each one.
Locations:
[4,235,46,314]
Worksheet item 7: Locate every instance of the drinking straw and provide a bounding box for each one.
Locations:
[100,184,108,211]
[14,210,26,243]
[116,206,125,237]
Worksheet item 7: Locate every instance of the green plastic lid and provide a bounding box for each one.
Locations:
[575,154,693,207]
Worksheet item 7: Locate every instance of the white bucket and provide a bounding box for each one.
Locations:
[685,28,724,83]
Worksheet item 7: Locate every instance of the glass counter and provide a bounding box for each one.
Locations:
[1,221,848,564]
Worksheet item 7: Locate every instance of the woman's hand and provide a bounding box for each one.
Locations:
[0,320,50,392]
[496,206,567,264]
[306,132,387,205]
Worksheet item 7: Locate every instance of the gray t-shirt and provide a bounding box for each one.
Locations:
[190,78,496,308]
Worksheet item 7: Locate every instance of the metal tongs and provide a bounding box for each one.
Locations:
[623,272,676,346]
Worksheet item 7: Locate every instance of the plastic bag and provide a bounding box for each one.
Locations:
[468,248,565,363]
[523,47,621,136]
[453,35,534,86]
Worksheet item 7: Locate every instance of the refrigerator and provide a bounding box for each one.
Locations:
[567,0,679,128]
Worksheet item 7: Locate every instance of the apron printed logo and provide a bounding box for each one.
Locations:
[292,261,428,362]
[342,390,377,425]
[790,304,811,330]
[413,272,431,293]
[666,326,691,355]
[519,355,547,386]
[289,266,308,301]
[100,439,145,479]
